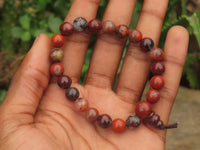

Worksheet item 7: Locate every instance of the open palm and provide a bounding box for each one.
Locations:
[0,0,189,150]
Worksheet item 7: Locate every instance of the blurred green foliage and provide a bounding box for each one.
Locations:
[0,0,200,102]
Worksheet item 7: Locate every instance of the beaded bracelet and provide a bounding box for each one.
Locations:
[49,17,177,133]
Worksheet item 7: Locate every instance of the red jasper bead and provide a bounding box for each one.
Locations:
[112,119,126,133]
[129,29,142,43]
[51,34,65,48]
[75,98,89,112]
[102,20,116,34]
[150,75,164,90]
[150,48,164,61]
[86,108,99,122]
[146,89,160,104]
[117,25,129,38]
[57,75,72,89]
[140,37,154,52]
[65,87,79,101]
[88,19,102,33]
[135,101,152,119]
[50,48,64,62]
[50,63,64,76]
[97,114,112,128]
[151,62,165,75]
[125,115,141,129]
[60,22,74,36]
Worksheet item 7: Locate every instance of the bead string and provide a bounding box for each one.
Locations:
[49,17,177,133]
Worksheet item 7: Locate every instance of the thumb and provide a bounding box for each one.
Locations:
[0,34,51,126]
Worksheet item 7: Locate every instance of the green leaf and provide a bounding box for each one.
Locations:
[38,0,52,6]
[48,16,63,33]
[19,15,31,30]
[11,27,24,38]
[184,11,200,49]
[0,90,7,105]
[186,69,200,89]
[21,31,31,42]
[130,1,143,29]
[32,29,47,37]
[181,0,187,15]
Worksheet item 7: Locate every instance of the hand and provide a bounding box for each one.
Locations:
[0,0,189,150]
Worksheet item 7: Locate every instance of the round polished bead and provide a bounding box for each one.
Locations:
[50,63,64,76]
[146,89,160,104]
[50,49,64,62]
[112,118,126,133]
[102,20,116,34]
[150,48,164,61]
[116,25,129,38]
[88,19,102,33]
[75,98,89,112]
[97,114,112,128]
[51,34,65,48]
[125,115,141,129]
[140,38,154,52]
[129,29,142,43]
[86,108,99,122]
[135,101,152,119]
[65,87,79,101]
[73,17,88,32]
[150,75,165,90]
[60,22,74,36]
[57,75,72,89]
[149,114,160,126]
[151,62,165,75]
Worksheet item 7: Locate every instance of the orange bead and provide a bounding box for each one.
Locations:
[75,98,89,112]
[129,29,142,43]
[50,63,64,76]
[146,89,160,104]
[51,34,65,48]
[112,118,126,133]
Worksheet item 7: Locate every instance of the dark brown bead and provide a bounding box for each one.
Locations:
[88,19,102,33]
[65,87,79,101]
[156,120,164,129]
[125,115,141,129]
[140,38,154,52]
[97,114,112,128]
[149,114,160,126]
[129,29,142,43]
[151,62,165,75]
[146,111,155,119]
[57,75,72,89]
[116,25,129,38]
[60,22,74,36]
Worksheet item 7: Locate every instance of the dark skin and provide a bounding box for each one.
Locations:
[0,0,189,150]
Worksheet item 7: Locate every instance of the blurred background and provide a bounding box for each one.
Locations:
[0,0,200,149]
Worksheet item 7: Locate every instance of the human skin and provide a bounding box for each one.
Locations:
[0,0,189,150]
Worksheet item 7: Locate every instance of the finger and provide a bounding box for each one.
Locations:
[153,26,189,123]
[85,0,137,88]
[116,0,169,103]
[0,34,51,125]
[62,0,101,83]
